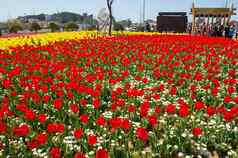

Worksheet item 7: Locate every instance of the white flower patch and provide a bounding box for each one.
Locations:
[86,104,93,109]
[233,127,238,132]
[112,83,123,91]
[132,121,140,128]
[174,145,178,150]
[88,151,94,156]
[178,152,184,157]
[32,148,47,157]
[103,111,113,119]
[181,133,187,138]
[225,124,231,130]
[63,136,76,144]
[85,129,94,135]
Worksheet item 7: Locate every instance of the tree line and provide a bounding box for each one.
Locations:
[0,21,86,34]
[0,0,122,36]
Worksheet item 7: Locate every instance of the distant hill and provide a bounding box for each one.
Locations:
[18,14,47,21]
[17,12,95,24]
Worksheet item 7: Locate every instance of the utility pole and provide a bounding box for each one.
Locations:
[143,0,145,31]
[192,0,196,34]
[225,0,231,8]
[139,1,142,25]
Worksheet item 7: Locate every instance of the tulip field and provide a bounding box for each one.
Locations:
[0,32,238,158]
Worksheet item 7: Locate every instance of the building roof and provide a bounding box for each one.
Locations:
[191,8,236,16]
[158,12,187,16]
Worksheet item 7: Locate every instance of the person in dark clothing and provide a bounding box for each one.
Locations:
[145,22,151,32]
[201,22,207,36]
[225,25,230,38]
[214,25,218,37]
[218,25,224,37]
[229,25,235,39]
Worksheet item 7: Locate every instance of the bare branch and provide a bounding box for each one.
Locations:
[110,0,114,6]
[106,0,114,36]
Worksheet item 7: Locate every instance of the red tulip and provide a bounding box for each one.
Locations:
[166,104,176,114]
[36,133,47,145]
[194,101,205,111]
[96,116,106,126]
[27,139,39,149]
[24,109,36,121]
[95,148,109,158]
[53,99,62,110]
[70,104,79,113]
[136,127,148,141]
[13,124,29,137]
[38,114,47,123]
[207,106,216,116]
[0,122,7,134]
[147,115,157,126]
[224,112,234,122]
[74,152,86,158]
[80,114,89,124]
[50,147,61,158]
[192,127,202,137]
[74,129,84,139]
[46,123,65,133]
[179,105,189,117]
[87,134,97,146]
[122,119,131,130]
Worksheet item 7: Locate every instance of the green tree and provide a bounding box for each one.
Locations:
[136,25,144,32]
[9,23,23,33]
[64,22,79,31]
[30,22,41,32]
[87,25,97,31]
[49,22,60,32]
[118,19,132,28]
[113,19,124,31]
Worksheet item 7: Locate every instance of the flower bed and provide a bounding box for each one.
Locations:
[0,31,186,52]
[0,31,99,52]
[0,35,238,158]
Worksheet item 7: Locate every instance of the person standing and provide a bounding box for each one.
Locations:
[208,24,213,37]
[187,24,192,35]
[201,22,207,36]
[225,25,230,38]
[218,25,224,37]
[145,22,151,32]
[236,30,238,39]
[229,24,235,39]
[213,25,218,37]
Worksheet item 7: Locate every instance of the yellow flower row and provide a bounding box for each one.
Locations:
[0,31,99,52]
[0,31,187,52]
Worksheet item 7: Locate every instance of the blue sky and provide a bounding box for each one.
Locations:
[0,0,237,22]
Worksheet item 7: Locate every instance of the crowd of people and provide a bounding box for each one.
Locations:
[188,22,237,39]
